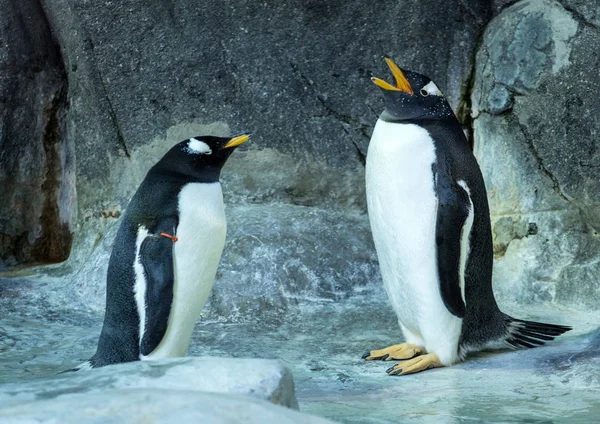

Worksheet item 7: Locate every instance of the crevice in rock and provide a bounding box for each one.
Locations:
[31,85,74,264]
[84,36,131,159]
[0,0,76,268]
[556,0,599,30]
[289,61,372,164]
[350,139,366,166]
[510,114,571,203]
[457,63,477,149]
[366,104,380,119]
[456,6,494,150]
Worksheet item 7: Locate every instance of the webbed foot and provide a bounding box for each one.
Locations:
[385,352,443,376]
[362,343,426,361]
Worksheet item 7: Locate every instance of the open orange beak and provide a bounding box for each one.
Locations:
[371,58,414,94]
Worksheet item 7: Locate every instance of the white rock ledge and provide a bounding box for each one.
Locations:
[0,389,336,424]
[0,357,299,410]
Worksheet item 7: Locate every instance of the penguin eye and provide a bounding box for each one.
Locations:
[420,88,429,97]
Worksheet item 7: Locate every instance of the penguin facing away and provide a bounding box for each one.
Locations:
[362,58,570,376]
[74,134,249,369]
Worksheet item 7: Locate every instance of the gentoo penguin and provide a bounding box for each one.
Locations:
[74,134,249,369]
[362,58,570,376]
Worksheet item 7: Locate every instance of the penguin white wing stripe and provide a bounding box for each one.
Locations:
[457,180,474,306]
[133,226,149,347]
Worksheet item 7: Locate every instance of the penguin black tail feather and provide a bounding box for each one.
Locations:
[504,316,572,349]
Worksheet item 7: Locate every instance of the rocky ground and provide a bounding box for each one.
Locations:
[1,272,598,423]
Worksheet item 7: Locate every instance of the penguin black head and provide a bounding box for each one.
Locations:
[372,58,455,122]
[149,134,250,183]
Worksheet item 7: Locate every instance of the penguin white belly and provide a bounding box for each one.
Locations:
[366,120,462,364]
[145,182,226,359]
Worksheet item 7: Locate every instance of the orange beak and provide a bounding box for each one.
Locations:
[371,57,414,94]
[224,134,250,148]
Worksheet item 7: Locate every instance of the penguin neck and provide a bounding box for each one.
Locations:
[147,165,222,184]
[379,109,458,126]
[380,111,465,139]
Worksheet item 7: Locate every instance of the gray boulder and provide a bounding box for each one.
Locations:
[0,357,298,409]
[0,390,334,424]
[471,0,600,307]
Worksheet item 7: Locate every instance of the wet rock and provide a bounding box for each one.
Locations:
[472,0,600,307]
[0,0,74,268]
[0,390,334,424]
[66,203,378,317]
[0,357,298,409]
[0,287,595,423]
[207,204,378,323]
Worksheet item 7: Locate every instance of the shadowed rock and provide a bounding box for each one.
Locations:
[0,0,74,269]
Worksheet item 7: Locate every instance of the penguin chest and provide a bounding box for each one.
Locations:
[366,121,441,331]
[174,182,226,312]
[148,182,227,358]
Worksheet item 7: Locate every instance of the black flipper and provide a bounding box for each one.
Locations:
[435,176,470,318]
[505,316,572,349]
[139,217,178,356]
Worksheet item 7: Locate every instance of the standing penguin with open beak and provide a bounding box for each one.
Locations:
[363,58,570,376]
[72,134,249,369]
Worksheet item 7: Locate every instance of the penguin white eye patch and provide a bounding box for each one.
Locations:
[421,81,443,97]
[187,138,212,155]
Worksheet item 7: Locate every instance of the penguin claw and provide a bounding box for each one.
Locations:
[385,364,403,376]
[380,354,389,361]
[361,351,372,359]
[386,353,443,376]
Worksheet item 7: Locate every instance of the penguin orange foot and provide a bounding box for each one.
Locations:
[385,353,443,376]
[362,343,426,361]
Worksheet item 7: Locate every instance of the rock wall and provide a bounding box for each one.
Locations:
[0,0,74,269]
[36,0,489,271]
[1,0,598,314]
[1,0,492,313]
[472,0,600,308]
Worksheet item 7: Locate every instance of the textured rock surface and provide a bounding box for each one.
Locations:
[472,0,600,308]
[0,390,333,424]
[28,0,490,269]
[0,0,74,268]
[0,357,298,409]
